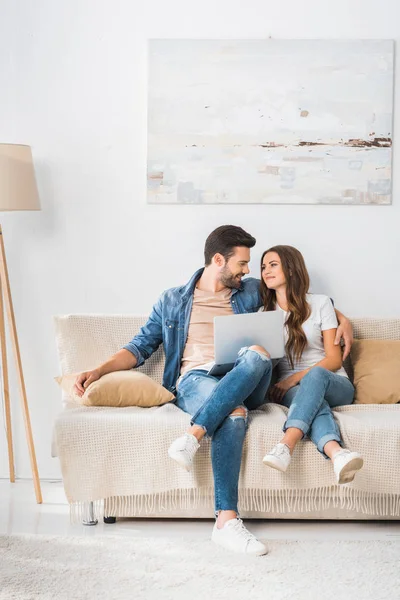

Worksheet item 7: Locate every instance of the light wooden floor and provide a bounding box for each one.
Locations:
[1,480,400,541]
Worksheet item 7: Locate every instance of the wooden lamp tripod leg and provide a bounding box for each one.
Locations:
[0,273,15,483]
[0,225,42,503]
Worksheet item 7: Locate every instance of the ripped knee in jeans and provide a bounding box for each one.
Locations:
[239,345,271,360]
[229,406,248,421]
[248,345,270,359]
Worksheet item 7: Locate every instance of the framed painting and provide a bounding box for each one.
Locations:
[147,40,393,205]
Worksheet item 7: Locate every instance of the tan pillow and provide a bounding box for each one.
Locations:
[55,370,175,407]
[351,339,400,404]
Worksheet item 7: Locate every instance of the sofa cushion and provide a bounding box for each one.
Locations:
[55,371,175,407]
[351,339,400,404]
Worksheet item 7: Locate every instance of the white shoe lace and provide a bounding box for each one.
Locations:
[175,434,198,453]
[230,519,257,543]
[270,444,289,458]
[185,434,199,454]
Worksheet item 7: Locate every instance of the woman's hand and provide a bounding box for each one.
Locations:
[269,375,298,403]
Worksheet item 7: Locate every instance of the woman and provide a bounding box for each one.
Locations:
[260,245,363,484]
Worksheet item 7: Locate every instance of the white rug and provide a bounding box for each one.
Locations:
[1,534,399,600]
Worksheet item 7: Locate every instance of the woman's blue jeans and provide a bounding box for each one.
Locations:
[281,366,355,457]
[176,347,272,514]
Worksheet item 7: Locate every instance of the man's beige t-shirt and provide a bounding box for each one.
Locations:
[179,286,233,379]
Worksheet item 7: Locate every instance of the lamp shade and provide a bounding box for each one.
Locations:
[0,144,40,211]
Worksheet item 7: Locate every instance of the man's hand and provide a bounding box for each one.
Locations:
[269,375,297,404]
[73,369,102,397]
[334,318,354,361]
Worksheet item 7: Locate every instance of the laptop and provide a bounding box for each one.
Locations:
[207,310,285,376]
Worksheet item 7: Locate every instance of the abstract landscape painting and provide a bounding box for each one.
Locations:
[147,40,393,205]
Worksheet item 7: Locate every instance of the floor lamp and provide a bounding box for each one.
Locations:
[0,144,42,504]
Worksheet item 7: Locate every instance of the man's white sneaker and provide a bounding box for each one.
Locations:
[168,433,200,471]
[262,443,291,472]
[333,449,364,484]
[211,518,267,556]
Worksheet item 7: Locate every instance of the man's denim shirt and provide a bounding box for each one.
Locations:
[123,268,262,394]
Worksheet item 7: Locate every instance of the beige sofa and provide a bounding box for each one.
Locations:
[52,315,400,524]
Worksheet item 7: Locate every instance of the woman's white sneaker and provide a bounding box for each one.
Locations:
[333,449,364,484]
[168,433,200,471]
[262,443,291,472]
[211,518,267,556]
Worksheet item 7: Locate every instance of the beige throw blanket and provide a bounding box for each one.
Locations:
[54,401,400,519]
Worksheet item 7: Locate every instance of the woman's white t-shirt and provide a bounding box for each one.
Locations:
[260,294,348,382]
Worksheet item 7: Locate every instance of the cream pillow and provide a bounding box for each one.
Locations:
[351,339,400,404]
[55,370,175,407]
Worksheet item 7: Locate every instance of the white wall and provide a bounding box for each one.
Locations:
[0,0,399,482]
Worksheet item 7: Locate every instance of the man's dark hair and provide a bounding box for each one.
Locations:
[204,225,256,266]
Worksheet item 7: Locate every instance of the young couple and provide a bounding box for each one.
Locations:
[74,225,363,557]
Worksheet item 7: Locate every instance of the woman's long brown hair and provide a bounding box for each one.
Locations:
[260,245,311,369]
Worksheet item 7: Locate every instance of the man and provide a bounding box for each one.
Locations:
[74,225,353,556]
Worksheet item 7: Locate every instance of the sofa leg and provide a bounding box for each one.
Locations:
[104,516,117,524]
[82,501,98,526]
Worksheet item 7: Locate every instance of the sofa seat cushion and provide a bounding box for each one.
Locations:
[53,402,400,516]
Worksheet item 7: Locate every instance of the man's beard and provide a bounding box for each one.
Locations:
[220,265,242,289]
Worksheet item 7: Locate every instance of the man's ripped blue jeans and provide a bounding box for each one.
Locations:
[176,347,272,514]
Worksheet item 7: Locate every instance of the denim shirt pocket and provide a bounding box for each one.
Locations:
[164,318,179,339]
